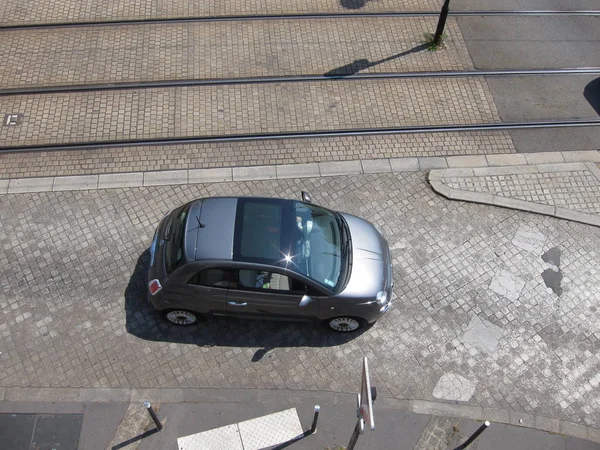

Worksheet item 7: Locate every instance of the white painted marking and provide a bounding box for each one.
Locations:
[489,269,525,301]
[433,373,476,402]
[512,226,546,254]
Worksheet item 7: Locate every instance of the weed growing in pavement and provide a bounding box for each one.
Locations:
[423,32,448,51]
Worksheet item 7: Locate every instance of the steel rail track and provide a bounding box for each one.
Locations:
[1,119,599,155]
[1,10,598,30]
[2,68,599,96]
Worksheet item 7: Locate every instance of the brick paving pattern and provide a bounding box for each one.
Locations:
[444,170,600,214]
[0,78,500,147]
[1,0,441,26]
[0,19,471,88]
[413,417,458,450]
[1,174,600,428]
[0,132,516,179]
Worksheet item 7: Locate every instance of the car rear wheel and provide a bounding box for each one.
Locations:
[327,317,364,332]
[165,310,198,326]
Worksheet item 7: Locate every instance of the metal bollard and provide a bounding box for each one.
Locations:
[454,421,490,450]
[144,401,163,431]
[310,405,320,434]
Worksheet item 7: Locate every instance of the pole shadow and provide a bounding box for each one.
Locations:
[324,44,429,77]
[111,428,159,450]
[584,77,600,115]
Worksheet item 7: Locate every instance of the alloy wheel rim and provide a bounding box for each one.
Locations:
[166,310,196,325]
[329,317,359,332]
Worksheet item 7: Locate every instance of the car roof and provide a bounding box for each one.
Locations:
[184,196,296,265]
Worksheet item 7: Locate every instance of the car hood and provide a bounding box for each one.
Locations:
[337,213,390,298]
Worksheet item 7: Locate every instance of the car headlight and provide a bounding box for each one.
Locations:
[376,290,388,305]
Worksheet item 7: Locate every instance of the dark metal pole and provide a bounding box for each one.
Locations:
[347,419,362,450]
[310,405,320,434]
[454,421,490,450]
[433,0,451,45]
[144,401,163,431]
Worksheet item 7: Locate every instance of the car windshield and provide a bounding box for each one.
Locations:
[290,201,344,290]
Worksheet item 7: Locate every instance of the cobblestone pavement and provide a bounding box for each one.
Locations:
[0,19,470,88]
[1,0,441,25]
[0,132,516,179]
[1,173,600,429]
[0,78,500,147]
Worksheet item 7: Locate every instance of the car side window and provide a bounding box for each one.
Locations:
[188,268,235,288]
[237,269,305,293]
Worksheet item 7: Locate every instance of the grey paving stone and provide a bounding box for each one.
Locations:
[472,165,538,177]
[412,401,483,421]
[390,157,420,172]
[275,163,320,179]
[78,388,132,402]
[98,173,143,189]
[233,165,276,181]
[486,154,527,166]
[562,150,600,163]
[524,152,565,165]
[144,170,188,186]
[492,196,555,216]
[188,168,233,184]
[560,421,589,440]
[482,407,510,425]
[535,416,560,433]
[462,315,503,353]
[588,426,600,444]
[361,159,392,174]
[585,162,600,181]
[533,162,587,173]
[510,411,535,428]
[418,157,448,171]
[318,160,362,176]
[446,155,487,168]
[53,175,99,191]
[8,177,54,193]
[441,168,474,178]
[448,189,495,204]
[0,179,8,194]
[432,373,476,402]
[5,388,79,402]
[555,207,600,227]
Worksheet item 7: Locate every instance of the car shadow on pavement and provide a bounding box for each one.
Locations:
[584,77,600,115]
[124,251,368,361]
[324,44,428,77]
[340,0,371,9]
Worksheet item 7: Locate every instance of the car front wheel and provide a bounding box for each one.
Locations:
[327,317,364,332]
[165,310,198,325]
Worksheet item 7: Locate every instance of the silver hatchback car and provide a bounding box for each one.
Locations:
[147,193,392,332]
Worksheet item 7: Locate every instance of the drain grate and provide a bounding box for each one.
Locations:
[4,114,23,126]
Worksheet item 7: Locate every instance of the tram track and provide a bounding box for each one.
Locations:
[1,119,598,155]
[1,10,598,31]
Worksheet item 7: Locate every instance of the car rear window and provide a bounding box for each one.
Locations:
[164,203,191,275]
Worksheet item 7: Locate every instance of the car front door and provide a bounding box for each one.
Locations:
[168,267,235,316]
[226,269,319,321]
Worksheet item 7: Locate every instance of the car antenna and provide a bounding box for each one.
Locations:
[197,216,205,228]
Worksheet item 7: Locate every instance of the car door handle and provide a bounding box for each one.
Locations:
[228,301,247,306]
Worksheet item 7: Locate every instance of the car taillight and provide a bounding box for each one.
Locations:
[148,279,162,295]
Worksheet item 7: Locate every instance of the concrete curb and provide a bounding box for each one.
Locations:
[1,386,599,443]
[428,152,600,228]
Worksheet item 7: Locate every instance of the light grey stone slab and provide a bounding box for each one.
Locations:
[585,162,600,182]
[0,179,9,194]
[442,168,475,178]
[144,170,188,186]
[188,168,233,183]
[535,416,560,433]
[418,157,448,171]
[276,163,320,179]
[448,190,495,204]
[524,152,565,164]
[53,175,99,191]
[427,169,443,181]
[390,157,420,172]
[318,160,362,176]
[588,426,600,443]
[511,226,547,254]
[562,150,600,163]
[233,165,276,181]
[534,162,587,173]
[412,400,483,421]
[78,388,132,402]
[555,207,600,227]
[361,159,392,174]
[5,387,80,402]
[98,172,144,189]
[446,155,487,168]
[489,270,525,301]
[8,177,54,193]
[560,421,589,440]
[482,407,510,424]
[493,196,555,216]
[432,373,476,402]
[462,314,503,353]
[472,165,538,176]
[509,411,535,428]
[486,154,527,166]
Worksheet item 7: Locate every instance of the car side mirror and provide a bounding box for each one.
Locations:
[301,191,312,203]
[298,294,313,308]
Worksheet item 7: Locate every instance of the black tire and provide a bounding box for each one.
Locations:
[326,316,365,332]
[164,309,198,326]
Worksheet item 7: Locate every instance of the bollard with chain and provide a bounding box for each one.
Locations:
[454,421,490,450]
[310,405,320,434]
